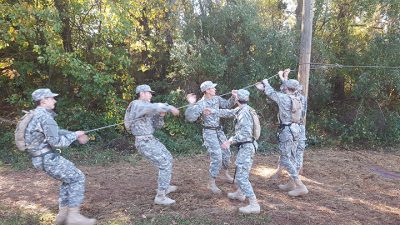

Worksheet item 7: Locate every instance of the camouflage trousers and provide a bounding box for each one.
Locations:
[278,125,299,180]
[235,142,256,198]
[295,140,306,175]
[135,136,173,191]
[32,153,85,208]
[203,129,231,178]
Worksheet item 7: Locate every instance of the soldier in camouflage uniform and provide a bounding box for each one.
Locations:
[184,81,236,194]
[125,84,180,205]
[25,88,96,225]
[205,89,261,214]
[271,70,308,180]
[256,76,309,197]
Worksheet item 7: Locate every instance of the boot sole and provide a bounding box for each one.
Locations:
[288,190,309,197]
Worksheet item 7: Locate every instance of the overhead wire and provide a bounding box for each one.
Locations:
[85,63,398,133]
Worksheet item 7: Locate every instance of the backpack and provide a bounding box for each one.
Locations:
[288,94,302,124]
[124,102,133,134]
[15,110,35,151]
[249,107,261,140]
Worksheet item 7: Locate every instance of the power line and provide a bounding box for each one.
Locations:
[306,63,400,70]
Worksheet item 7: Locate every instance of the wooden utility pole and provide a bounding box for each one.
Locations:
[298,0,314,101]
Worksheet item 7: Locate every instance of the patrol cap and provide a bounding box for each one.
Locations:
[237,89,250,101]
[285,79,300,90]
[135,84,154,94]
[200,81,217,92]
[32,88,59,101]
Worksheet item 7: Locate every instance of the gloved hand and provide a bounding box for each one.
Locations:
[262,79,269,86]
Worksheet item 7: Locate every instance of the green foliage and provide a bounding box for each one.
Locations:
[170,0,298,95]
[0,0,400,152]
[0,124,31,170]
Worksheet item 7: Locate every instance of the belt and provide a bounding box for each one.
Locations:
[29,148,53,157]
[235,139,255,147]
[135,135,154,140]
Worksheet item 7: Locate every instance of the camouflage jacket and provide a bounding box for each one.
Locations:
[264,83,295,125]
[127,100,173,136]
[24,107,77,152]
[184,95,235,128]
[213,104,255,144]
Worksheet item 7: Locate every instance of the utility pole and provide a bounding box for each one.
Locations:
[298,0,314,123]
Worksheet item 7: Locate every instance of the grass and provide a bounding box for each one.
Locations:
[0,206,54,225]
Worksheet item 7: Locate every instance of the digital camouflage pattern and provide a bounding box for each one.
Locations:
[127,99,174,191]
[25,106,85,208]
[185,95,235,178]
[31,88,58,101]
[262,82,300,180]
[214,104,258,198]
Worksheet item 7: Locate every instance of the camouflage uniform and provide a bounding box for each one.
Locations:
[25,89,85,208]
[185,88,235,179]
[127,99,175,191]
[295,93,307,174]
[215,90,258,198]
[262,81,300,180]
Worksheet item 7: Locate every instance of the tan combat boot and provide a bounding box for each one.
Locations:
[288,179,308,197]
[154,190,176,205]
[166,185,177,194]
[207,178,222,194]
[227,189,246,202]
[65,207,96,225]
[222,169,234,183]
[239,196,261,214]
[55,206,68,225]
[278,178,296,191]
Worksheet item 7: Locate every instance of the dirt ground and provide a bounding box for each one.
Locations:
[1,148,399,225]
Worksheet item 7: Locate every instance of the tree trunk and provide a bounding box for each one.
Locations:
[54,0,73,52]
[297,0,314,125]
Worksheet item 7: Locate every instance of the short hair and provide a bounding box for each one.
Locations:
[35,101,41,107]
[135,93,140,99]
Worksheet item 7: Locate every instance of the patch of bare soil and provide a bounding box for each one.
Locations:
[1,148,399,225]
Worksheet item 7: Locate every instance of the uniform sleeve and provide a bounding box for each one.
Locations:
[217,95,236,109]
[184,103,203,122]
[130,101,171,120]
[212,108,236,118]
[59,129,72,135]
[42,117,77,148]
[264,83,283,103]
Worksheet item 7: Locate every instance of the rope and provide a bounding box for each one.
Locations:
[85,72,283,133]
[307,62,400,70]
[177,72,281,110]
